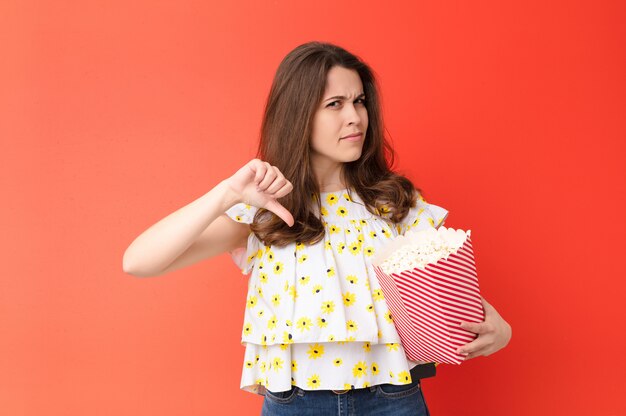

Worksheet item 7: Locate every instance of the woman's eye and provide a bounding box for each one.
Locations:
[327,101,340,108]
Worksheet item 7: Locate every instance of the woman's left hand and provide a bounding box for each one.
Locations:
[456,297,512,360]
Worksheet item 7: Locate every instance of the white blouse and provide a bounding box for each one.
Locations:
[225,188,448,394]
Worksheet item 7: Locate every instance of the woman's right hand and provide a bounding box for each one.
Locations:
[224,159,295,227]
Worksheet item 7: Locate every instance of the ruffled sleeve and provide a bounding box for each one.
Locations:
[224,203,261,275]
[398,193,449,235]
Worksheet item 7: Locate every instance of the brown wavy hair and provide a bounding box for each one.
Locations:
[250,41,422,247]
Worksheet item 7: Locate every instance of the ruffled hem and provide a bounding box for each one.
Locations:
[240,341,430,394]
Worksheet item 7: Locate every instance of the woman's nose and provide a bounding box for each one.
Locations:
[344,103,362,125]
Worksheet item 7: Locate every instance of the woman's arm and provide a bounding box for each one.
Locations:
[122,180,246,277]
[122,159,294,278]
[456,297,512,360]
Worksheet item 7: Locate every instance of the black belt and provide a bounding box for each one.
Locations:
[411,362,437,380]
[330,362,436,394]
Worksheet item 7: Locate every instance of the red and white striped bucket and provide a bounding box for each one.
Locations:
[373,236,484,364]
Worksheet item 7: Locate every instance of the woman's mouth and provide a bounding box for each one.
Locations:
[341,133,363,142]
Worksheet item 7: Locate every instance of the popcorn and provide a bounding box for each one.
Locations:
[372,227,484,365]
[378,227,468,274]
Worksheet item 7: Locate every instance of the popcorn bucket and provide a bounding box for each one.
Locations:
[372,227,484,364]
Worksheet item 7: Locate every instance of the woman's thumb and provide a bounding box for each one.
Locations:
[263,199,294,227]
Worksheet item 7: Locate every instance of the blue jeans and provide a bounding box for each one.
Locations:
[260,379,430,416]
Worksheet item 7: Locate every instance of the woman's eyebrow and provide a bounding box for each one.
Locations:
[323,92,365,102]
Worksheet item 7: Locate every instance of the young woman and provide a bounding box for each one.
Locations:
[123,41,512,415]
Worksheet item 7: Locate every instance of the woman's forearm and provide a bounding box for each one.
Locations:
[122,180,241,276]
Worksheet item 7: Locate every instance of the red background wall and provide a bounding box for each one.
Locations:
[1,0,625,415]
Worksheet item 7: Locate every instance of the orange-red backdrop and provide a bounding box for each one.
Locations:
[1,0,625,415]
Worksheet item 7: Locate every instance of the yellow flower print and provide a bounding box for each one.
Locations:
[363,342,371,352]
[266,250,275,262]
[289,285,298,300]
[245,360,254,369]
[343,292,356,307]
[235,215,243,222]
[259,272,268,284]
[296,317,313,332]
[371,362,380,375]
[292,360,298,371]
[364,246,375,257]
[246,295,257,309]
[353,361,367,378]
[282,332,293,344]
[267,315,277,329]
[295,241,305,251]
[396,224,402,233]
[257,309,265,318]
[286,319,292,327]
[256,378,265,386]
[320,206,328,216]
[255,354,260,363]
[411,217,420,228]
[326,193,339,205]
[336,241,346,254]
[307,344,325,360]
[348,241,361,255]
[243,323,253,336]
[272,357,284,371]
[321,300,335,314]
[256,286,263,297]
[297,255,308,264]
[386,343,399,352]
[343,193,352,202]
[271,293,281,306]
[428,217,435,227]
[368,231,378,238]
[346,336,356,342]
[298,275,310,285]
[316,316,328,328]
[373,289,385,301]
[259,361,267,373]
[255,249,263,259]
[329,224,341,234]
[258,261,265,270]
[325,240,332,250]
[346,320,358,332]
[272,261,284,275]
[333,358,343,366]
[363,382,371,388]
[312,284,323,295]
[327,335,335,342]
[346,275,358,284]
[327,267,336,277]
[365,280,370,290]
[261,334,268,346]
[385,310,393,323]
[336,206,348,218]
[389,371,394,379]
[284,281,289,292]
[343,383,352,390]
[307,374,321,389]
[366,304,374,313]
[397,371,412,384]
[381,228,391,238]
[360,219,367,226]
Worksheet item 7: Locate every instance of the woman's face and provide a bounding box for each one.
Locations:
[310,66,368,170]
